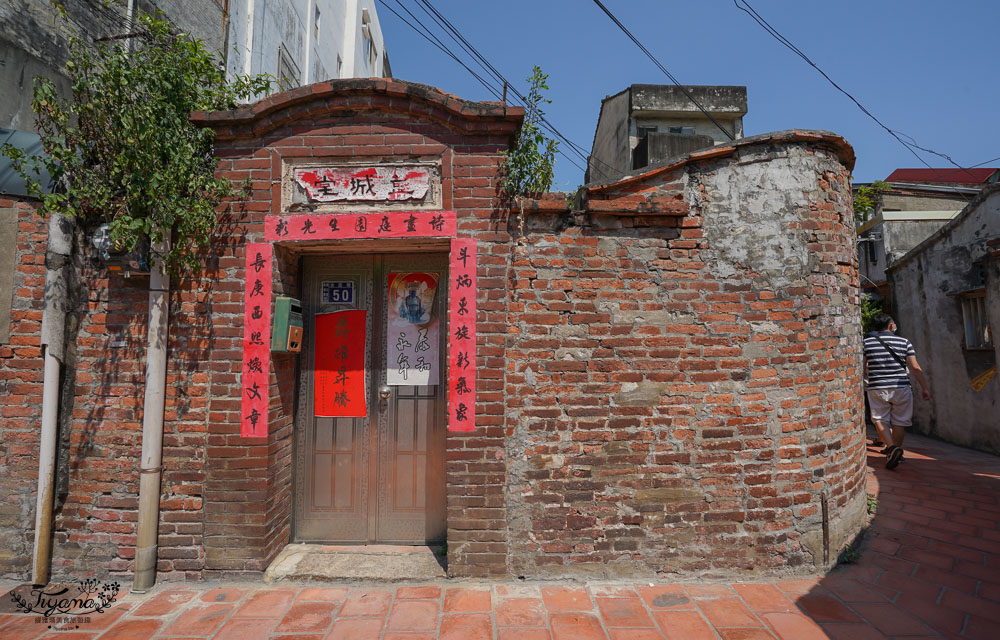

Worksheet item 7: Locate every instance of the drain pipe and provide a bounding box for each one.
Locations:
[33,214,75,586]
[132,235,170,592]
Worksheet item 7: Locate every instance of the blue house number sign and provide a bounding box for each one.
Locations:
[321,281,354,305]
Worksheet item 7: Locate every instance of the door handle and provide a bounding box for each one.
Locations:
[378,385,392,400]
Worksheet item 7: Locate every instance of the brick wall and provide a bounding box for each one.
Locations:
[505,134,865,578]
[192,79,523,578]
[0,81,864,583]
[0,197,45,575]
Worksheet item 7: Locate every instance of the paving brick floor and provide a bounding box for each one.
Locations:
[1,429,998,639]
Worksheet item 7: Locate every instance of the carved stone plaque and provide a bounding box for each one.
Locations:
[294,166,431,203]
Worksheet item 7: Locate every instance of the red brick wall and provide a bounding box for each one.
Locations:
[0,82,864,583]
[193,79,523,578]
[0,197,45,575]
[505,137,865,578]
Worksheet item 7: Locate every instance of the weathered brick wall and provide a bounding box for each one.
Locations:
[504,134,865,579]
[193,79,522,578]
[0,196,210,581]
[0,197,45,576]
[0,81,864,584]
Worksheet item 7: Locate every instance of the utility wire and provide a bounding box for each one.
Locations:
[590,0,736,143]
[733,0,989,183]
[378,0,590,175]
[410,0,621,181]
[380,0,604,178]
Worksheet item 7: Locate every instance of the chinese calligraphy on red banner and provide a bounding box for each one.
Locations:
[241,243,272,438]
[246,210,475,434]
[314,310,367,417]
[265,211,456,242]
[294,166,431,202]
[448,239,476,432]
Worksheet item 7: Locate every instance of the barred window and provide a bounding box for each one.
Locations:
[961,293,993,349]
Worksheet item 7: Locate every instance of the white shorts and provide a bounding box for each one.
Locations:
[867,387,913,427]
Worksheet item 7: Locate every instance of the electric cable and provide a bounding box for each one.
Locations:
[590,0,737,143]
[410,0,621,181]
[379,0,594,177]
[733,0,990,183]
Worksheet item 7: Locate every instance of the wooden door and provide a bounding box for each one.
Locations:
[294,253,447,544]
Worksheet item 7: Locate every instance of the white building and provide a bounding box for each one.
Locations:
[225,0,391,95]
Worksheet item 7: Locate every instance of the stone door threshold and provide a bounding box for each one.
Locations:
[264,543,447,583]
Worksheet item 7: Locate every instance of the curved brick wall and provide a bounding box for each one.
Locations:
[0,75,864,583]
[505,134,866,578]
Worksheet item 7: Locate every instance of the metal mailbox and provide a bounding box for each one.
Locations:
[271,297,303,353]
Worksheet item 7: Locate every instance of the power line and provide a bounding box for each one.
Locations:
[379,0,604,179]
[590,0,736,143]
[409,0,621,181]
[733,0,987,182]
[378,0,588,175]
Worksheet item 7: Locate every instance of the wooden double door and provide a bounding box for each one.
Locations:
[293,253,447,544]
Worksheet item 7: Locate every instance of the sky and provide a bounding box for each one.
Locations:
[376,0,1000,192]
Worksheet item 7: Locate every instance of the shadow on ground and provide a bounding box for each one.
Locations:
[795,430,1000,639]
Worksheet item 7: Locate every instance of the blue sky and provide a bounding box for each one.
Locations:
[377,0,1000,191]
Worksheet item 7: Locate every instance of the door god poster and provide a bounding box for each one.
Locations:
[387,273,440,386]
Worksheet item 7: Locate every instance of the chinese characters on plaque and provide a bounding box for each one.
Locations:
[386,273,440,386]
[241,243,272,437]
[294,166,431,203]
[265,211,456,242]
[448,239,476,432]
[314,310,367,417]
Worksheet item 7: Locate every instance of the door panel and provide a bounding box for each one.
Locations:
[294,253,446,544]
[295,259,372,542]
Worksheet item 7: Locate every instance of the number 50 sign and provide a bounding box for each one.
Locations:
[321,281,355,305]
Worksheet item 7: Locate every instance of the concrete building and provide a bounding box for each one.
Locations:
[0,76,866,583]
[887,186,999,454]
[225,0,391,94]
[0,0,390,135]
[586,84,747,183]
[856,173,992,300]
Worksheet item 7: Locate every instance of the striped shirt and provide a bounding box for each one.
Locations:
[863,332,915,389]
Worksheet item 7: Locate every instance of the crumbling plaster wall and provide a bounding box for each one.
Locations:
[888,189,1000,454]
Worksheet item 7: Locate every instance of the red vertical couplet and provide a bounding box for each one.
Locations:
[314,310,368,417]
[241,243,273,438]
[448,238,477,432]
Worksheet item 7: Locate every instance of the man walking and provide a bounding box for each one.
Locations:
[863,313,931,469]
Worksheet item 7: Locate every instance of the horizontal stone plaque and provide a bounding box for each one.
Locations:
[293,166,431,203]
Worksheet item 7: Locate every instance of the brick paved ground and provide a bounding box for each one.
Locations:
[1,430,997,639]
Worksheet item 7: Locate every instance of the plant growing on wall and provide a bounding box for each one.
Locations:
[2,10,271,274]
[500,66,559,199]
[853,180,891,224]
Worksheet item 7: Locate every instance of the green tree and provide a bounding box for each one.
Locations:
[853,180,891,224]
[2,10,271,274]
[500,66,559,199]
[861,294,887,334]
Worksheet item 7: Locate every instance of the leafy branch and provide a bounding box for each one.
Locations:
[2,10,271,274]
[500,65,559,200]
[853,179,890,224]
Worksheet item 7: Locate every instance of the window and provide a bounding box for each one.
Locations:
[314,6,321,39]
[637,125,657,139]
[276,44,301,92]
[961,293,993,349]
[668,126,696,135]
[336,54,343,78]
